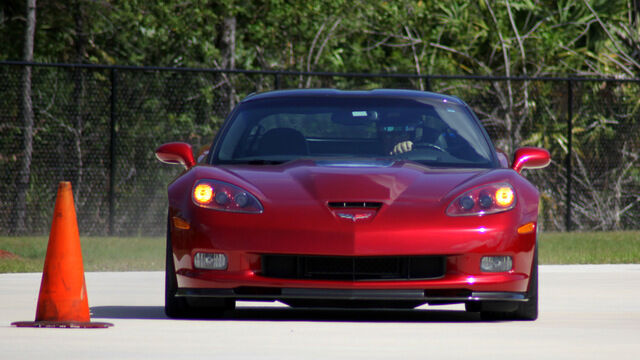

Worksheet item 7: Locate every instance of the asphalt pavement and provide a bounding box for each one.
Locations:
[1,265,639,359]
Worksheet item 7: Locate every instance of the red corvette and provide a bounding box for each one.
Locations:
[156,89,550,320]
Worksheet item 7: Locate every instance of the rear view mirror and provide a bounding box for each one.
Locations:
[331,110,378,126]
[155,142,195,169]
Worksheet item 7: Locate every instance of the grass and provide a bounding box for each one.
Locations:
[0,236,164,273]
[539,231,640,264]
[1,231,639,273]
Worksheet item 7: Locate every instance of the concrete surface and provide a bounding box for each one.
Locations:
[1,265,639,359]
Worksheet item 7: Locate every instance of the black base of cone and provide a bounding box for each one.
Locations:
[12,320,113,328]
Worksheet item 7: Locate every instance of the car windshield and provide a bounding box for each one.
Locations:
[213,96,495,168]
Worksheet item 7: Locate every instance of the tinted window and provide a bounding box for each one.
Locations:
[214,96,495,168]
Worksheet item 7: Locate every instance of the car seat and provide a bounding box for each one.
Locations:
[257,128,308,156]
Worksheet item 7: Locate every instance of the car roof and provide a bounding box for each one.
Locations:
[241,89,466,105]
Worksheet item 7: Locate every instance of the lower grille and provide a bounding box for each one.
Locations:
[261,255,446,281]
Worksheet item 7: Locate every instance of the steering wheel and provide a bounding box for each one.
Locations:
[412,142,446,153]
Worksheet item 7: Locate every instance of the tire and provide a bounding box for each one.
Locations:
[511,243,538,320]
[477,245,539,321]
[164,220,193,319]
[164,218,235,319]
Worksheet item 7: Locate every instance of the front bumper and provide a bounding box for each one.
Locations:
[177,287,527,303]
[170,203,538,296]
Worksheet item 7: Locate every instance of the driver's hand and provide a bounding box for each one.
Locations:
[391,140,413,155]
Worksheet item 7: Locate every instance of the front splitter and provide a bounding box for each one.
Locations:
[176,287,527,302]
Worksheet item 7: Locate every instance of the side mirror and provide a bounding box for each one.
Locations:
[511,147,550,173]
[155,142,195,170]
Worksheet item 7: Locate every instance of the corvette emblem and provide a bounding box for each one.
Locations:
[337,212,373,222]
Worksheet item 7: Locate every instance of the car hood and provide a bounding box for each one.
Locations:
[204,159,495,205]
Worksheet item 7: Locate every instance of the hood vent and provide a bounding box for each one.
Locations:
[328,201,383,209]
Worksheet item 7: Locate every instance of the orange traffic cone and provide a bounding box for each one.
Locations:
[12,182,112,328]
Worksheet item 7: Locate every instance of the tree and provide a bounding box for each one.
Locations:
[14,0,36,234]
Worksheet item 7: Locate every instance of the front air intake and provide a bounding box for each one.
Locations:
[327,201,383,209]
[261,255,446,281]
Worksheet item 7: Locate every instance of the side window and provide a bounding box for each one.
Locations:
[233,122,264,158]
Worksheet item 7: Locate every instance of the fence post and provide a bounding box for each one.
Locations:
[274,73,281,90]
[109,68,117,236]
[565,80,573,231]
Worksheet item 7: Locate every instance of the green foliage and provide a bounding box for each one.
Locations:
[1,0,638,76]
[2,0,638,80]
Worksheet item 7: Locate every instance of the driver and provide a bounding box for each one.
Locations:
[380,124,417,155]
[380,115,446,155]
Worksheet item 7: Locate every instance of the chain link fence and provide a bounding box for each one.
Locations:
[1,62,639,236]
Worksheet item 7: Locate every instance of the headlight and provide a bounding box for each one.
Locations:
[446,183,516,216]
[192,179,263,213]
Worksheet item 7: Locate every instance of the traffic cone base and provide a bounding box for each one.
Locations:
[11,182,113,329]
[11,320,112,329]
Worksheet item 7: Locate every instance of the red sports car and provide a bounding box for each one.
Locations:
[156,89,550,320]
